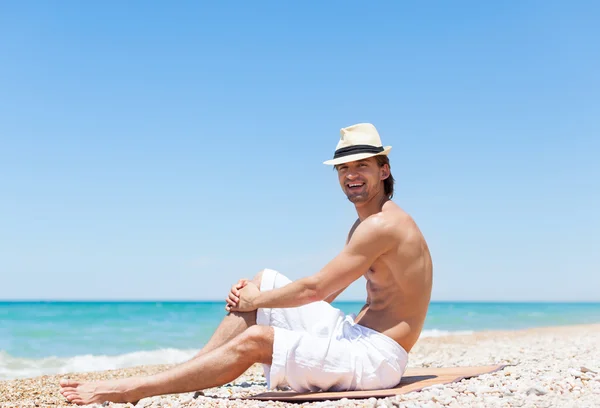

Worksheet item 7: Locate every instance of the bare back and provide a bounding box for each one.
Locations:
[349,201,432,352]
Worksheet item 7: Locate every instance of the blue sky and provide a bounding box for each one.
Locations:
[1,1,598,302]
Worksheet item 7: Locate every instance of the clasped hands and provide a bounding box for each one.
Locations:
[225,278,260,313]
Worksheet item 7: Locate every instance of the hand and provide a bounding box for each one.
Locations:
[225,279,249,312]
[228,282,260,313]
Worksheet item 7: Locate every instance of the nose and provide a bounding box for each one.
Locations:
[345,171,359,180]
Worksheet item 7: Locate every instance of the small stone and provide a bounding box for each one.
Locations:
[442,388,458,398]
[525,386,547,396]
[178,395,194,404]
[433,395,453,405]
[102,402,110,407]
[466,385,479,393]
[192,391,204,399]
[581,366,598,374]
[569,369,583,378]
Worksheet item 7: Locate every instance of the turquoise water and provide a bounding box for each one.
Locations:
[2,301,600,379]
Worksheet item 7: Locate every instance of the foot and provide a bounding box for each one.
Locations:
[59,378,144,405]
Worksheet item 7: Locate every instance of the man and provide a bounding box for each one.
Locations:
[59,123,433,405]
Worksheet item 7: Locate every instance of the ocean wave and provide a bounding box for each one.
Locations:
[420,329,474,337]
[0,348,197,381]
[1,329,474,380]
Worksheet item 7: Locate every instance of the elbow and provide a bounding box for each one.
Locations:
[302,277,324,303]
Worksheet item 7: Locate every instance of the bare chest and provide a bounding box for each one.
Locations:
[364,261,395,296]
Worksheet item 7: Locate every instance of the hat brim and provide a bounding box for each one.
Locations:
[323,146,392,166]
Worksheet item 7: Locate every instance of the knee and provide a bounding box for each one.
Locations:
[234,326,273,363]
[241,325,272,348]
[251,269,266,287]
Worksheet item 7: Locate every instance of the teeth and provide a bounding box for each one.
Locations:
[349,183,363,187]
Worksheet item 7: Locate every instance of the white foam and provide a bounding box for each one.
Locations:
[420,329,474,337]
[0,329,475,380]
[0,348,197,380]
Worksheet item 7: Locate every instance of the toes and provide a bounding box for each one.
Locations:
[60,378,79,387]
[63,395,84,406]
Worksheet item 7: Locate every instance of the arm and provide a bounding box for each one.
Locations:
[323,286,346,304]
[252,216,394,309]
[323,219,360,304]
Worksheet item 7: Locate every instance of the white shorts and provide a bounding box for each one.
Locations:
[256,268,409,392]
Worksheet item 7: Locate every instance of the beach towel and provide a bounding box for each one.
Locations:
[246,364,507,402]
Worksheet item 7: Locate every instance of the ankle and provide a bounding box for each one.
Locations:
[123,378,150,402]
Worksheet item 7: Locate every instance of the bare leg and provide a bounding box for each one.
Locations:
[193,271,264,358]
[193,310,256,358]
[59,326,274,405]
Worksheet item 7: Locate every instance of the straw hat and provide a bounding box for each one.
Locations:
[323,123,392,165]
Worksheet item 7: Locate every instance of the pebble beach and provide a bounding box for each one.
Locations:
[2,323,599,408]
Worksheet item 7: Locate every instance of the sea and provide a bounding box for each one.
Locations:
[2,301,600,380]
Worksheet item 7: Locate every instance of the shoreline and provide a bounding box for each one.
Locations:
[2,323,599,407]
[421,321,600,339]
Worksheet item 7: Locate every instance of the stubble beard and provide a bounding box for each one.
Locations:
[345,190,369,203]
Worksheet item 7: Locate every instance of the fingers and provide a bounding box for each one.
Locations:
[225,278,249,312]
[230,280,247,297]
[228,291,239,304]
[230,279,249,297]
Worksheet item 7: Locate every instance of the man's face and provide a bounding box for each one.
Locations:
[336,157,389,204]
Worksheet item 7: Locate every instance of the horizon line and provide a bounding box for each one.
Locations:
[2,299,600,304]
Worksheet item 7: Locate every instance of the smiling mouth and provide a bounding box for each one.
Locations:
[347,182,365,190]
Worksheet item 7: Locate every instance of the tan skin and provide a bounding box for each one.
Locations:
[59,155,432,405]
[227,156,433,352]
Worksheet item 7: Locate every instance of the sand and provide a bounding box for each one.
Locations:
[2,323,599,408]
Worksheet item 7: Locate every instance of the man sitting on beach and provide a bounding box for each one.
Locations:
[59,123,433,405]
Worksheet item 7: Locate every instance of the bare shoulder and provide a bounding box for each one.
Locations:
[347,202,419,253]
[360,201,421,240]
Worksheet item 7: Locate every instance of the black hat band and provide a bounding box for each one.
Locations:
[333,144,384,159]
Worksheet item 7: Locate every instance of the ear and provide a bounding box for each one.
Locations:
[380,164,390,180]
